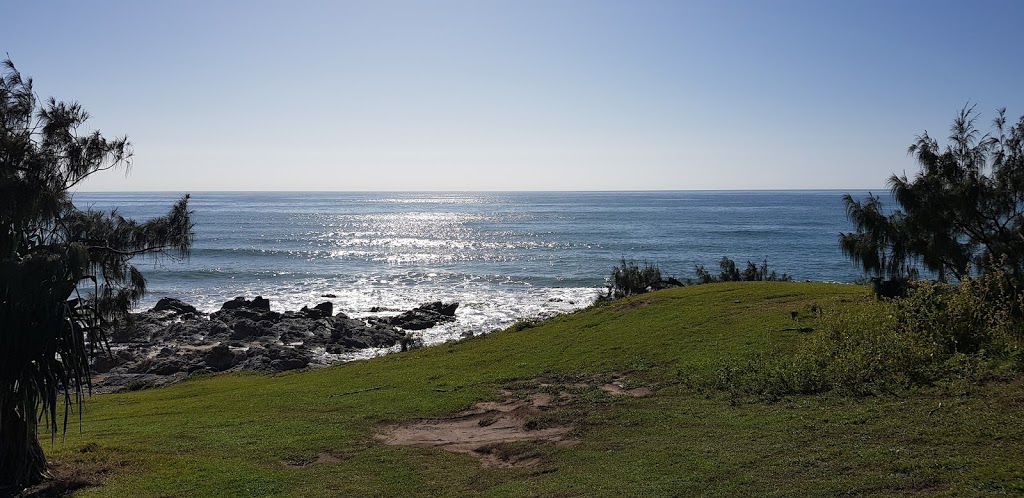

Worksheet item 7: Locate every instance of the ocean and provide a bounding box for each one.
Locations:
[72,191,877,345]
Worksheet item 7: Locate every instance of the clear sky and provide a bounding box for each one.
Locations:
[5,1,1023,191]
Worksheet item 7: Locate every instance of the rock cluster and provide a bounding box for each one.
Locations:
[93,296,458,392]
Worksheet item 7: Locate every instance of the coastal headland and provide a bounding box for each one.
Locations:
[36,282,1024,496]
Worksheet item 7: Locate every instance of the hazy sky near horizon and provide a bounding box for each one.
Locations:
[5,1,1023,191]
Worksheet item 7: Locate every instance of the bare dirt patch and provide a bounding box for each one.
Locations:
[600,383,653,398]
[376,392,574,468]
[378,375,657,468]
[281,452,345,468]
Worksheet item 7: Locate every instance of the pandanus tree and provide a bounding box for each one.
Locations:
[840,105,1024,283]
[0,58,193,492]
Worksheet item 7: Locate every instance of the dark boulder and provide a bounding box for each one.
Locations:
[146,357,187,376]
[313,301,333,316]
[299,301,333,319]
[229,319,260,340]
[204,344,242,372]
[207,320,233,339]
[211,307,281,323]
[152,297,200,315]
[242,345,310,371]
[220,297,249,311]
[418,301,459,316]
[91,350,136,373]
[220,296,271,311]
[386,302,458,330]
[331,318,404,349]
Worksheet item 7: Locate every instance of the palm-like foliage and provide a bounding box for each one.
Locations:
[0,59,193,492]
[840,105,1024,282]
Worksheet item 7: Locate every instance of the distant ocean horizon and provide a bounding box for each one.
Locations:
[73,190,884,346]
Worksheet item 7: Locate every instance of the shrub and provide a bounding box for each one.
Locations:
[694,257,791,284]
[710,270,1023,400]
[607,258,663,298]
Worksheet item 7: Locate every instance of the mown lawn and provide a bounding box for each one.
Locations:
[43,282,1024,497]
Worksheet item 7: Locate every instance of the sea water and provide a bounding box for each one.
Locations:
[72,190,879,345]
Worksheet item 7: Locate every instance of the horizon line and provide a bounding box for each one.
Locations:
[73,188,890,194]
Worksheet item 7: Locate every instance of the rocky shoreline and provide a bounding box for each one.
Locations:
[91,296,459,392]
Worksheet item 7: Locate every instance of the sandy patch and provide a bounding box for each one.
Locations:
[376,393,573,468]
[600,383,654,397]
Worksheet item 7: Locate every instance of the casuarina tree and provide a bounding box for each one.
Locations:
[0,58,194,492]
[840,105,1024,283]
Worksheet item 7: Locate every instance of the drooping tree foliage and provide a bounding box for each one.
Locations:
[0,58,193,491]
[840,105,1024,283]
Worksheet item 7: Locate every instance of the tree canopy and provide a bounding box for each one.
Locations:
[840,105,1024,282]
[0,58,193,492]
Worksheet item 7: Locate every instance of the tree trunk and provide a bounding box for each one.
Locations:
[0,405,47,494]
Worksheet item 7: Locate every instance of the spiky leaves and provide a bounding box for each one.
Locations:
[0,58,194,491]
[840,105,1024,282]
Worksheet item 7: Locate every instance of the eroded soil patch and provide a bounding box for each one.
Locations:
[377,375,654,468]
[281,452,345,468]
[377,392,572,468]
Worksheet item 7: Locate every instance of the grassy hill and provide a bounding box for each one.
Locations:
[42,283,1024,497]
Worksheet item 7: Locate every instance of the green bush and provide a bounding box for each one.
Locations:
[606,258,663,299]
[695,257,791,284]
[710,271,1023,400]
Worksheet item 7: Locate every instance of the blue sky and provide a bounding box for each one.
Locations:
[5,1,1023,191]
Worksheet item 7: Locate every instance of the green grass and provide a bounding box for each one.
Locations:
[44,282,1024,497]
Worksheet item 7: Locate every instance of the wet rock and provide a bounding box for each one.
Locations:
[387,302,459,330]
[207,320,233,339]
[146,357,187,376]
[151,297,199,315]
[314,301,333,316]
[220,295,271,311]
[91,350,135,373]
[93,296,459,391]
[331,318,404,349]
[299,301,333,319]
[229,319,261,340]
[204,344,242,372]
[420,301,459,316]
[211,307,281,323]
[241,345,309,371]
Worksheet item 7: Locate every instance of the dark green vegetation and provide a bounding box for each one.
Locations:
[694,256,791,284]
[36,283,1024,497]
[711,273,1023,401]
[841,105,1024,282]
[606,258,665,298]
[0,59,193,491]
[605,256,789,299]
